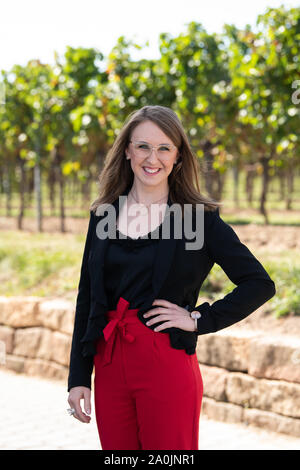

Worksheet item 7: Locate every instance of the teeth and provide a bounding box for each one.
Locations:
[144,167,160,173]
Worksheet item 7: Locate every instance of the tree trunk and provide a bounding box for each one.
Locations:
[245,165,255,206]
[215,170,226,202]
[54,150,65,233]
[286,161,294,210]
[27,169,34,208]
[81,173,92,209]
[279,168,285,201]
[3,161,12,217]
[97,149,105,172]
[58,167,65,232]
[34,158,42,232]
[17,154,26,230]
[203,140,214,197]
[48,164,56,215]
[259,156,270,224]
[232,165,239,208]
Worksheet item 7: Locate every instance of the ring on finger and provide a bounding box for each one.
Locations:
[67,407,76,417]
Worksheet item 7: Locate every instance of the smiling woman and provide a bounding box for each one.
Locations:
[124,120,180,205]
[67,105,275,451]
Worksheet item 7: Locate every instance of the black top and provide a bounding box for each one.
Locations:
[104,223,162,310]
[67,200,276,392]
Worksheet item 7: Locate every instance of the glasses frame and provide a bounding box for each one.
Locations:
[129,140,178,157]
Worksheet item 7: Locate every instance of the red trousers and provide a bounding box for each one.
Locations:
[93,297,203,450]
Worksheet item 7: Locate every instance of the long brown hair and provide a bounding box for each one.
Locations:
[90,105,223,214]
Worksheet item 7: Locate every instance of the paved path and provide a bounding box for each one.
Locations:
[0,369,299,450]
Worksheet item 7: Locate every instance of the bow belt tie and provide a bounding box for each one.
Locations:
[102,297,139,366]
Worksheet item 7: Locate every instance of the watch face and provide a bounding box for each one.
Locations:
[191,311,201,319]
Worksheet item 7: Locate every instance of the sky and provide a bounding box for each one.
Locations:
[0,0,299,72]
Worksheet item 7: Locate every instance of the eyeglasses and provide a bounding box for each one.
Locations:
[129,140,178,158]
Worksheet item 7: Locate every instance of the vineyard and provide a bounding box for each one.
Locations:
[0,5,299,229]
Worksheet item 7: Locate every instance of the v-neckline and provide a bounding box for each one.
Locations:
[115,220,163,240]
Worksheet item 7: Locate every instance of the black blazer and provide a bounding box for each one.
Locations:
[67,186,276,392]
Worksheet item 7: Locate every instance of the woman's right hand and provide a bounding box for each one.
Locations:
[68,386,91,423]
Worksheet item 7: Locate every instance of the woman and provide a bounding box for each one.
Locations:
[67,105,276,450]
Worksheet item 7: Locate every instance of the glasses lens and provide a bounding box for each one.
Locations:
[134,143,151,157]
[133,142,174,158]
[158,146,172,156]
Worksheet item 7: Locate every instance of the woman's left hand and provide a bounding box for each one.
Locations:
[143,299,196,332]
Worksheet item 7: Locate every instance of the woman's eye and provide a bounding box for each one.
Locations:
[159,147,170,152]
[138,144,149,149]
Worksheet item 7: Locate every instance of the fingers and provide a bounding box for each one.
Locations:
[145,313,176,326]
[73,401,91,423]
[154,317,195,332]
[144,307,188,323]
[143,300,192,332]
[144,310,195,332]
[152,299,176,308]
[148,299,186,316]
[144,307,169,319]
[83,389,91,416]
[68,395,91,424]
[152,320,175,332]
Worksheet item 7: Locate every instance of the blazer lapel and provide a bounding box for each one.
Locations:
[90,187,179,317]
[89,187,129,312]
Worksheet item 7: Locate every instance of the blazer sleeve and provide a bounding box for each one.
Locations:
[67,210,94,392]
[194,208,276,335]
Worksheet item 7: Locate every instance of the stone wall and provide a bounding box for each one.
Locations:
[0,297,73,381]
[1,296,300,438]
[196,329,300,438]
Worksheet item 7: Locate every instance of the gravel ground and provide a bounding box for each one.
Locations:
[0,368,299,450]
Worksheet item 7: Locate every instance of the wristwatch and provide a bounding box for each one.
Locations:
[190,311,202,332]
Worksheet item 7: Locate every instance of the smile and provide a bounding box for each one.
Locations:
[143,167,161,175]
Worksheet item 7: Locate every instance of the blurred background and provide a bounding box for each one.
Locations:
[0,0,299,450]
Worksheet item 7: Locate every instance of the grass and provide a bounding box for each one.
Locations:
[221,214,300,226]
[0,230,85,300]
[199,253,300,318]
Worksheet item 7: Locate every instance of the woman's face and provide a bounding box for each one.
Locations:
[125,120,178,189]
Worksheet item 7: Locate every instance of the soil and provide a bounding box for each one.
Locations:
[1,211,299,251]
[224,303,300,338]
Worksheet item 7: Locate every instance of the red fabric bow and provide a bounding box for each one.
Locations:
[102,297,139,366]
